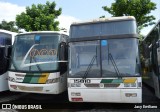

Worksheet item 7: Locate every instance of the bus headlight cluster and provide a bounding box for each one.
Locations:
[8,77,15,82]
[124,83,136,87]
[46,78,59,84]
[71,83,81,87]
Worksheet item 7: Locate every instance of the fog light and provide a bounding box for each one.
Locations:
[125,93,137,97]
[71,98,83,102]
[71,92,81,96]
[10,85,17,89]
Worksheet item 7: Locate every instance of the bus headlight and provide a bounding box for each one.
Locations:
[71,83,81,87]
[46,78,59,84]
[124,83,136,87]
[8,77,15,82]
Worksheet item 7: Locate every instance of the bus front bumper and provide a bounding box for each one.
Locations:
[9,81,62,94]
[68,88,142,103]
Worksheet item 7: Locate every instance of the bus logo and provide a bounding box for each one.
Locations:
[30,49,57,57]
[74,79,91,83]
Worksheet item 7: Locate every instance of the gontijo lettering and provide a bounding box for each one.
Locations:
[30,48,57,57]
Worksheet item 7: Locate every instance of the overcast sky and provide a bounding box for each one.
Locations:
[0,0,159,36]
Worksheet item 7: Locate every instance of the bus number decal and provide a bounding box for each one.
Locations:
[74,79,91,83]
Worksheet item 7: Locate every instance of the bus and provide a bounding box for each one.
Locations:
[0,29,16,92]
[141,19,160,99]
[68,16,142,103]
[8,31,68,94]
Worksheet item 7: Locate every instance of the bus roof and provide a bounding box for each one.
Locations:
[0,29,17,36]
[71,16,135,26]
[143,19,160,41]
[16,31,69,36]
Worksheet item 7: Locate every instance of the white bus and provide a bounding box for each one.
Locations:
[68,16,142,103]
[0,29,16,92]
[8,31,68,94]
[141,19,160,99]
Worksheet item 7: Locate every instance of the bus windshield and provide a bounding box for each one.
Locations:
[10,34,59,72]
[69,38,140,78]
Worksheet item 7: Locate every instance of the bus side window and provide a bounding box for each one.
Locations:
[156,40,160,68]
[142,43,150,59]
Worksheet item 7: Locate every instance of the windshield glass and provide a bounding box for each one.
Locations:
[69,41,101,78]
[69,38,140,78]
[0,33,12,46]
[102,38,140,77]
[10,34,59,72]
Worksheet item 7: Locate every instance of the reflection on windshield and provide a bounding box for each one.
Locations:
[102,38,139,77]
[10,34,59,72]
[69,41,100,78]
[69,38,140,78]
[0,33,12,45]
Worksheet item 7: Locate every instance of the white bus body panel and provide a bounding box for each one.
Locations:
[68,77,142,103]
[0,72,9,91]
[68,88,141,103]
[8,71,67,94]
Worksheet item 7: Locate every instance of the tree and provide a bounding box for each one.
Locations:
[16,1,62,31]
[102,0,156,32]
[0,20,18,32]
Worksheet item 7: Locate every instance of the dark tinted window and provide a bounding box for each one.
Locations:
[70,20,136,38]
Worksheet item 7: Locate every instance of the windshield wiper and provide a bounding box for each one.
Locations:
[108,53,122,78]
[29,56,42,72]
[83,55,97,79]
[32,57,42,71]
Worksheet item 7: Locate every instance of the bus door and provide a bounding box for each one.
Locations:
[0,46,9,91]
[0,47,8,74]
[152,41,160,98]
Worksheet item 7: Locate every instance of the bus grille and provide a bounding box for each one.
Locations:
[17,85,43,91]
[104,84,120,88]
[84,84,99,87]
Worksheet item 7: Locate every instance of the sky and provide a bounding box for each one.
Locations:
[0,0,159,36]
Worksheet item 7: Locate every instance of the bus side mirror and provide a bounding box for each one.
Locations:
[59,42,67,60]
[156,40,160,48]
[5,45,12,59]
[59,42,68,74]
[142,42,150,58]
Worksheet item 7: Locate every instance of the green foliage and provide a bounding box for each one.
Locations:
[102,0,156,32]
[16,1,62,31]
[0,20,18,32]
